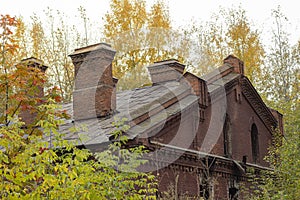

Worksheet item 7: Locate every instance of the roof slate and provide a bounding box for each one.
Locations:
[42,61,279,149]
[57,81,197,146]
[55,63,244,147]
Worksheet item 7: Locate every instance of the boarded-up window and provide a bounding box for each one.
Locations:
[223,114,232,158]
[251,123,259,163]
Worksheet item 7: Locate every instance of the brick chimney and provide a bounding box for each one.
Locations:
[223,55,244,75]
[19,57,48,124]
[69,43,117,121]
[148,59,185,85]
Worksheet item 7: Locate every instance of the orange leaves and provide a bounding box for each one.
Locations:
[0,14,18,41]
[1,14,19,60]
[14,63,48,89]
[0,59,49,126]
[39,147,49,154]
[20,104,33,111]
[46,86,63,103]
[14,93,26,102]
[0,14,18,26]
[54,95,62,103]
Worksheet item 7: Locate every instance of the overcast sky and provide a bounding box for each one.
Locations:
[1,0,300,45]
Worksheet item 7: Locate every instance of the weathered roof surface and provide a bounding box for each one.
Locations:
[57,81,197,146]
[56,64,240,146]
[45,60,279,148]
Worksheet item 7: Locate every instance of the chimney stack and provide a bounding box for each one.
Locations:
[148,59,185,85]
[69,43,117,121]
[224,55,244,75]
[19,57,48,124]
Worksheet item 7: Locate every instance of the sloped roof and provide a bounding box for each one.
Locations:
[53,81,197,147]
[51,60,278,148]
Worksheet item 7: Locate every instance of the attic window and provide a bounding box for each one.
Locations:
[251,123,259,163]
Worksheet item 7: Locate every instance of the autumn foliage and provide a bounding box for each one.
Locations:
[0,1,299,199]
[0,14,157,199]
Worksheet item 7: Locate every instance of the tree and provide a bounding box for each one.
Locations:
[225,8,265,83]
[4,8,97,102]
[30,15,46,59]
[104,0,176,90]
[261,6,299,133]
[0,113,157,199]
[243,128,300,200]
[188,6,265,84]
[0,14,21,123]
[10,17,29,65]
[243,7,300,200]
[0,15,157,199]
[32,10,75,102]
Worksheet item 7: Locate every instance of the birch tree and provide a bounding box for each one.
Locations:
[104,0,174,90]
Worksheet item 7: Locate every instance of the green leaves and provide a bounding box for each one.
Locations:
[0,107,157,199]
[243,129,300,200]
[247,8,300,199]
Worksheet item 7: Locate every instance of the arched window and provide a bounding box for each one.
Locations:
[223,114,232,158]
[251,123,259,163]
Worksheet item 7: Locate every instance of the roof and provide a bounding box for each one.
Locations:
[46,60,278,149]
[54,81,198,147]
[2,57,281,158]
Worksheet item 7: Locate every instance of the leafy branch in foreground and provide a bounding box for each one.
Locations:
[0,14,156,199]
[0,107,157,199]
[242,129,300,200]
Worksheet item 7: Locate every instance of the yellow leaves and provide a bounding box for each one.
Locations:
[104,0,172,90]
[105,0,145,37]
[1,119,157,199]
[226,15,265,82]
[0,15,19,63]
[193,6,265,83]
[148,1,170,29]
[30,20,45,59]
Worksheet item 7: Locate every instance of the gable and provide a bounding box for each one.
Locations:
[220,84,274,166]
[203,63,277,133]
[240,77,277,132]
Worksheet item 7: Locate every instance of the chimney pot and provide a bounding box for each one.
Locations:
[21,57,48,72]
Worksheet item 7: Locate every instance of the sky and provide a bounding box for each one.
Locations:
[1,0,300,45]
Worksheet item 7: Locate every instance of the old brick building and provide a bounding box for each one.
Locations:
[51,43,283,199]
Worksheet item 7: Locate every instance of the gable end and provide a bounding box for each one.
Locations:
[241,77,277,132]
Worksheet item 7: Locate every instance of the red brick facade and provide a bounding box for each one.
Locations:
[67,43,283,199]
[141,55,281,199]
